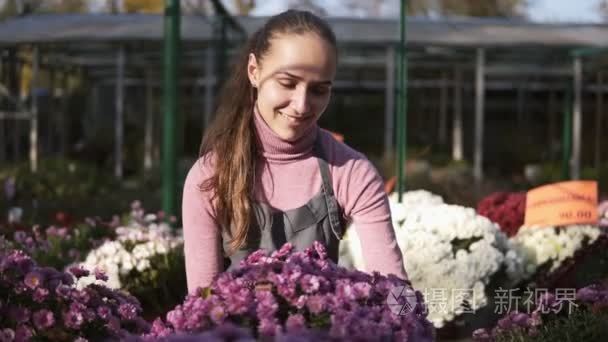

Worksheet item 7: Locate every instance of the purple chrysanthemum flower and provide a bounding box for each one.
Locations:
[285,314,306,332]
[352,282,372,299]
[14,325,32,341]
[271,243,294,260]
[23,270,45,289]
[224,289,251,315]
[514,312,529,326]
[32,287,49,303]
[577,285,601,303]
[105,316,121,334]
[497,315,513,330]
[13,231,27,244]
[312,241,328,260]
[472,328,491,341]
[166,308,187,330]
[55,284,72,299]
[258,317,281,336]
[527,311,543,328]
[56,227,69,239]
[32,309,55,330]
[244,249,269,265]
[69,266,90,279]
[0,329,15,342]
[2,250,34,275]
[255,291,278,319]
[149,318,173,338]
[72,289,91,304]
[63,309,85,329]
[306,294,326,314]
[9,306,30,324]
[209,305,226,325]
[118,303,138,321]
[299,274,320,294]
[97,306,112,320]
[94,268,109,282]
[335,280,356,302]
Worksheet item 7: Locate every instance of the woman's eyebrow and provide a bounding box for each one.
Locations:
[278,71,333,86]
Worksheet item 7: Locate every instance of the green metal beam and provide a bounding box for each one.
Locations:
[396,0,408,201]
[571,47,608,58]
[209,0,247,40]
[162,0,180,221]
[208,0,248,88]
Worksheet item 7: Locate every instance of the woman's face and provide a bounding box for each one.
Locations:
[247,32,336,142]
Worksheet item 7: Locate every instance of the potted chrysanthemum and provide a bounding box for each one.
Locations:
[144,242,434,341]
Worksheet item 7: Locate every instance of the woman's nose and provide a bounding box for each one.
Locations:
[291,87,311,115]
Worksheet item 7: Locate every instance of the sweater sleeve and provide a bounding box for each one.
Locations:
[182,158,224,293]
[338,156,408,280]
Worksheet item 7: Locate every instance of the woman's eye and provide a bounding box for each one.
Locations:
[278,81,296,89]
[311,87,329,96]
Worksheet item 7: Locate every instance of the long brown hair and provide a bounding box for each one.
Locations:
[198,10,337,254]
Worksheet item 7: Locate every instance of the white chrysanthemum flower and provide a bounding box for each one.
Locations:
[339,191,525,328]
[339,190,444,269]
[144,213,157,223]
[136,259,151,272]
[512,224,602,277]
[99,241,120,255]
[132,245,152,260]
[387,190,444,223]
[74,216,183,291]
[76,241,128,289]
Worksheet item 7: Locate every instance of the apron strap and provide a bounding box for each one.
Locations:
[313,135,343,240]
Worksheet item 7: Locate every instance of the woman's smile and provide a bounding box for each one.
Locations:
[278,111,314,125]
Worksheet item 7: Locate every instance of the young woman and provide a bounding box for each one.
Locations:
[182,10,407,293]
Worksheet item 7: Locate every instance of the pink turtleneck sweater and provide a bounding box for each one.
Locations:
[182,110,407,293]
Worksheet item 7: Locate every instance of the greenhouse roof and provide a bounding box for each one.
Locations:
[0,13,607,48]
[2,14,608,82]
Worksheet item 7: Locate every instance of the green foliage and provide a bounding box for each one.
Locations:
[495,308,608,342]
[121,246,187,319]
[123,0,164,13]
[533,162,606,190]
[0,0,86,19]
[0,158,163,228]
[0,0,44,19]
[49,0,88,13]
[0,158,117,202]
[452,236,483,255]
[233,0,255,15]
[440,0,528,17]
[406,0,529,17]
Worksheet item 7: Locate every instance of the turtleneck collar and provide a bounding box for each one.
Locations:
[253,105,319,163]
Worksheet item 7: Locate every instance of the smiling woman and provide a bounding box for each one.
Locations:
[181,10,407,293]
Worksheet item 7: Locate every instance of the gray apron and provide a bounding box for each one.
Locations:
[222,137,345,271]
